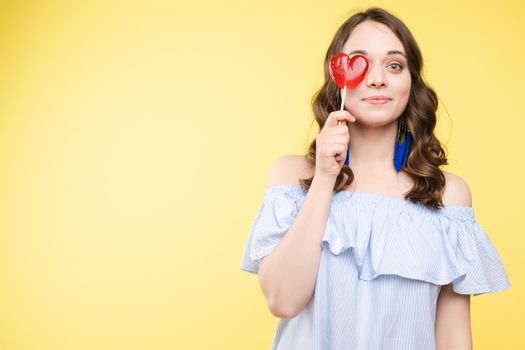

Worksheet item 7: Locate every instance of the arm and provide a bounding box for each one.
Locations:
[435,172,473,350]
[258,155,335,319]
[435,283,472,350]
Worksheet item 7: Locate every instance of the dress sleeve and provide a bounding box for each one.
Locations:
[446,210,512,296]
[240,185,303,274]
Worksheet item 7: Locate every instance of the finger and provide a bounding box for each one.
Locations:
[325,111,356,128]
[325,125,352,137]
[327,135,349,145]
[326,143,346,157]
[335,124,352,134]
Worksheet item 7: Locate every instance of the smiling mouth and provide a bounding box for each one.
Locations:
[364,99,391,105]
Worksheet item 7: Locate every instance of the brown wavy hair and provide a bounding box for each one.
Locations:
[299,7,448,210]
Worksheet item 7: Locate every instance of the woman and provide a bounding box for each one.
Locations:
[240,7,511,350]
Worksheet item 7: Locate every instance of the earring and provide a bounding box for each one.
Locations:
[393,117,412,172]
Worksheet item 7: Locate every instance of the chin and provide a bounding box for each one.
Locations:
[360,120,393,128]
[354,114,398,128]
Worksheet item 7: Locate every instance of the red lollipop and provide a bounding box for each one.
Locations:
[330,53,369,90]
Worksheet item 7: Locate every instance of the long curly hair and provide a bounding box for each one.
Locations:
[299,7,448,210]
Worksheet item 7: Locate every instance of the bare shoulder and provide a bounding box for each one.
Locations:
[442,171,472,207]
[267,154,314,187]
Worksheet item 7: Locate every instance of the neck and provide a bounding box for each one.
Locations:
[347,119,399,172]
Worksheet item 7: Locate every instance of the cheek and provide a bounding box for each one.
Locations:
[395,75,411,100]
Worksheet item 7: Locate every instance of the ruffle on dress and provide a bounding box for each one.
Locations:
[240,184,511,296]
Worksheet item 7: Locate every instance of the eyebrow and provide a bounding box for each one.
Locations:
[348,50,406,58]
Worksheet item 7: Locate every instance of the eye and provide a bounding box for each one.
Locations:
[388,63,403,71]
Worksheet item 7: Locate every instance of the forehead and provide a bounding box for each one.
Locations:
[342,20,405,56]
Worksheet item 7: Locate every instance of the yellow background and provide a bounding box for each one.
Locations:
[0,0,523,349]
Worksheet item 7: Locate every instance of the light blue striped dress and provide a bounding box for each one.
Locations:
[240,184,511,350]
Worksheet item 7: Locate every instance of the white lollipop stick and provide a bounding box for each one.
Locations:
[337,85,347,126]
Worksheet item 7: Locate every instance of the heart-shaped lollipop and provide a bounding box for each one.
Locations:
[329,53,369,89]
[329,53,369,166]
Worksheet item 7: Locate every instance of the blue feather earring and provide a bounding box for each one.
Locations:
[393,116,412,172]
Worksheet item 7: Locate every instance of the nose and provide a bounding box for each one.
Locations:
[365,62,387,88]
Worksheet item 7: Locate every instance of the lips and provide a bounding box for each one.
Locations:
[363,96,392,101]
[362,96,392,105]
[364,97,391,105]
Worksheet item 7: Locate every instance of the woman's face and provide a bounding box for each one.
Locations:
[339,20,411,127]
